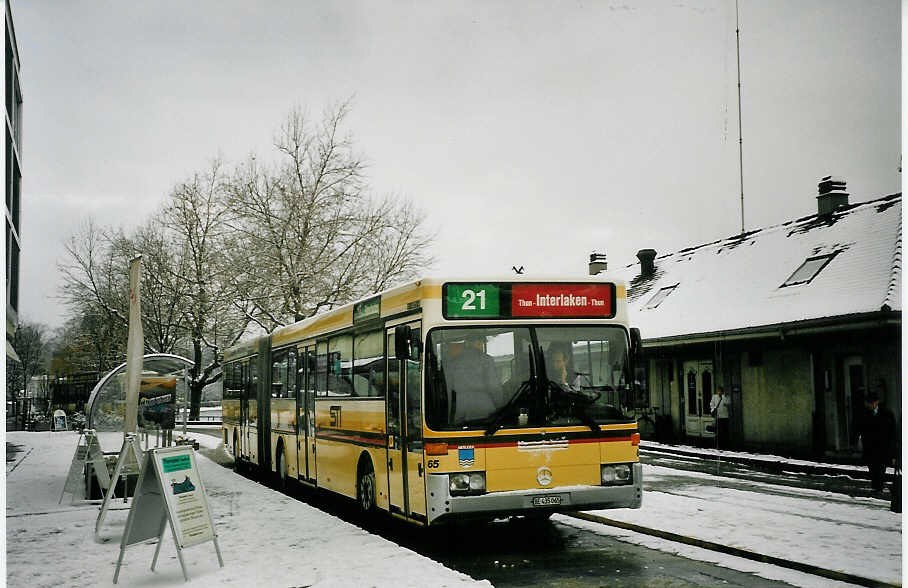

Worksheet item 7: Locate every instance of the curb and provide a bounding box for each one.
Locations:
[565,511,899,588]
[6,446,33,475]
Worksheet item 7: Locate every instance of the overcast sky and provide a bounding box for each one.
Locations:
[12,0,901,329]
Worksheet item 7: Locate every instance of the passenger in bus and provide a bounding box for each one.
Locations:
[444,334,502,424]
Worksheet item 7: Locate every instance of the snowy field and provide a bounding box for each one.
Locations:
[5,431,489,588]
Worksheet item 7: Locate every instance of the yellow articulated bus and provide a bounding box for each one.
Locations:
[222,277,643,525]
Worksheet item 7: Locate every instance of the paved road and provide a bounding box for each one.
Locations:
[189,428,793,587]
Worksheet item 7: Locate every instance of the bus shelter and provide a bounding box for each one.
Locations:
[85,353,194,451]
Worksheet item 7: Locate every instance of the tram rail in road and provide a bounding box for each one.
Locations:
[564,511,898,588]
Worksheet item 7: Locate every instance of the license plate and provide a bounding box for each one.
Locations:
[532,495,562,507]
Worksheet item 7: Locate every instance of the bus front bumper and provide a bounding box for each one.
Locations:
[426,463,643,525]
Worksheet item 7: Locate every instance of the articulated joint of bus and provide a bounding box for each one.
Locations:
[425,462,643,525]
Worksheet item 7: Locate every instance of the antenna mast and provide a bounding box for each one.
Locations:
[735,0,745,233]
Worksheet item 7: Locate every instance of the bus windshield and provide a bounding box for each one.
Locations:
[425,325,634,431]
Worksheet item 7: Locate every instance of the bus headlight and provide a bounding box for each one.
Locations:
[601,464,632,486]
[450,472,486,495]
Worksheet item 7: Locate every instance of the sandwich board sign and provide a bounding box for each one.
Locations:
[59,429,109,504]
[113,444,223,583]
[96,433,144,537]
[53,409,67,431]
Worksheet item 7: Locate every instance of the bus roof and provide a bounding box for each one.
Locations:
[222,275,628,360]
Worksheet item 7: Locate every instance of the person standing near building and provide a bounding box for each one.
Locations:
[858,382,898,495]
[709,385,731,449]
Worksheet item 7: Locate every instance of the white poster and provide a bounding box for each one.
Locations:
[153,446,214,548]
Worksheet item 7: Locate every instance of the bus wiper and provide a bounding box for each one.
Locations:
[570,394,600,432]
[484,380,530,436]
[548,381,600,432]
[485,344,536,436]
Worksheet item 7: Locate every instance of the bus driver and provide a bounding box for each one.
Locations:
[547,343,591,391]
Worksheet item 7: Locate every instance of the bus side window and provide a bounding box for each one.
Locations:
[288,351,297,397]
[354,330,384,397]
[248,359,258,423]
[406,328,422,445]
[328,335,353,397]
[271,351,288,398]
[316,342,328,398]
[387,333,400,438]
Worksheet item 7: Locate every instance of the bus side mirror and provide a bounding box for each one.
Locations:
[630,327,643,364]
[394,325,412,360]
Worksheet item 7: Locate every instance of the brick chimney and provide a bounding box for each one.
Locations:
[817,176,849,215]
[589,252,607,275]
[637,249,657,276]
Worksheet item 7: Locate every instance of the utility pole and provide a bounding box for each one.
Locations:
[736,0,745,234]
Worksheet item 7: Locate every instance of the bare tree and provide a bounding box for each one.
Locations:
[164,161,249,418]
[224,102,434,329]
[56,101,434,420]
[48,314,122,376]
[58,218,187,355]
[9,320,50,427]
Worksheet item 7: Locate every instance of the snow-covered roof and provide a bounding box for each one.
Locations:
[613,193,902,342]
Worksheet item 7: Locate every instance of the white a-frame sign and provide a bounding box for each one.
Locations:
[113,445,223,584]
[59,429,109,504]
[96,432,143,537]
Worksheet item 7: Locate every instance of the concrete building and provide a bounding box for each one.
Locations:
[610,179,901,459]
[5,0,23,427]
[5,0,22,358]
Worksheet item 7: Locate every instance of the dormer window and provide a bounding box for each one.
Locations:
[781,253,838,287]
[645,284,678,309]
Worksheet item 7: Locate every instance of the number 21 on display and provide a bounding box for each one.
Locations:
[461,289,486,310]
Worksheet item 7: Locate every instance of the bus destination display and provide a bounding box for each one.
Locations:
[443,282,615,319]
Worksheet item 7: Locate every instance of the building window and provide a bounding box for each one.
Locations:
[780,253,837,287]
[645,284,678,309]
[9,226,18,311]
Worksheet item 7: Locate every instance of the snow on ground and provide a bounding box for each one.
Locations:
[6,431,902,588]
[6,431,490,588]
[642,440,893,476]
[557,462,902,587]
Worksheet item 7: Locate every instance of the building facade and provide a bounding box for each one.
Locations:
[611,181,901,460]
[5,0,22,349]
[5,0,23,426]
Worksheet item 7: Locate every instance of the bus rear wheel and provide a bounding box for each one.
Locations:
[357,462,376,514]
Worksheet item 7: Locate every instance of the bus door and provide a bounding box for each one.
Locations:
[683,360,715,439]
[385,321,426,520]
[240,360,251,459]
[297,346,317,482]
[238,361,248,459]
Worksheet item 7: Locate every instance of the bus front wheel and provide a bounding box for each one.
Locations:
[357,461,376,513]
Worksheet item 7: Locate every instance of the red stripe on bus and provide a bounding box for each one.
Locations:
[459,437,633,449]
[317,433,386,447]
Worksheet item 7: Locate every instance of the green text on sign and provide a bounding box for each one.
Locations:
[445,284,500,318]
[162,454,192,473]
